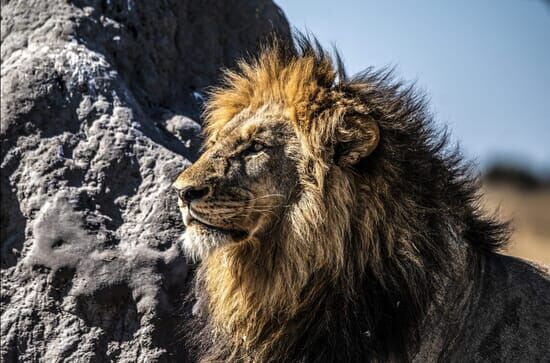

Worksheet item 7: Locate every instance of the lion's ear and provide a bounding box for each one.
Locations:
[334,115,379,166]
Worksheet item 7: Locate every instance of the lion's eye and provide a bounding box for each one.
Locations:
[243,142,265,154]
[252,142,264,152]
[242,141,268,156]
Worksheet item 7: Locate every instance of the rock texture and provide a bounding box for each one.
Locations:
[0,1,289,361]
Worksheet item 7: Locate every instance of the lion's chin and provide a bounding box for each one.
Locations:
[181,222,246,262]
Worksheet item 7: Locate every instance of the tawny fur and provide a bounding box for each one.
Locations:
[176,36,514,362]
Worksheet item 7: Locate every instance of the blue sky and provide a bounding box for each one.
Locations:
[275,0,549,173]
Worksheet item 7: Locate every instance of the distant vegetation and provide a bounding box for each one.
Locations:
[484,164,549,190]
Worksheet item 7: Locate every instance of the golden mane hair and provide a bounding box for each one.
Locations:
[185,36,508,362]
[205,39,338,135]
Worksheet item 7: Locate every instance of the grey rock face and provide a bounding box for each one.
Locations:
[0,0,289,361]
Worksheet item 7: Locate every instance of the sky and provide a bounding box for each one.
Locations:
[275,0,550,174]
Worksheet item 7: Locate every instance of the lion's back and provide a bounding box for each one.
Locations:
[446,253,550,362]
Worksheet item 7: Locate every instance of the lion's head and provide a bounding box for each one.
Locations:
[173,53,379,266]
[173,103,300,261]
[174,37,507,362]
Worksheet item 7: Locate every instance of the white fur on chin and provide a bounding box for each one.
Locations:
[181,224,229,262]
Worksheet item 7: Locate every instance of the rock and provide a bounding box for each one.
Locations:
[0,0,290,361]
[163,114,202,160]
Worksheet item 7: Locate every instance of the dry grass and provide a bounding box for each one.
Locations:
[481,183,550,264]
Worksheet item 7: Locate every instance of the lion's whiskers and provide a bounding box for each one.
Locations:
[239,194,285,202]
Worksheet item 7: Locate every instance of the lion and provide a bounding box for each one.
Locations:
[173,36,550,362]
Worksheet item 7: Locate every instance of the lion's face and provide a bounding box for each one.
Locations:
[173,105,300,259]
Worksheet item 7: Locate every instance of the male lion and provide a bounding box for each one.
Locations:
[173,37,550,362]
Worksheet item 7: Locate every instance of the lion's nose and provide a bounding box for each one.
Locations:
[176,185,211,203]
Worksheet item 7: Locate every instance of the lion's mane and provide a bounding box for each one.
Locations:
[184,36,508,362]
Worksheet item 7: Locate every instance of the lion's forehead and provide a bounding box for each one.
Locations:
[209,104,292,142]
[207,107,294,151]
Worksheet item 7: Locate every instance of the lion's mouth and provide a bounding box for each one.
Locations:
[187,207,247,240]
